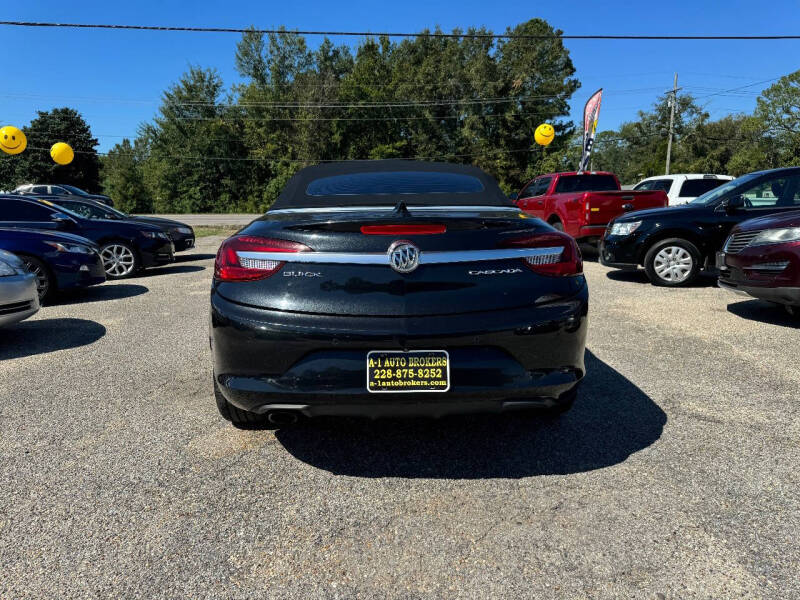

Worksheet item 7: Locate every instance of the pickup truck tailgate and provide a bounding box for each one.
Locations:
[584,190,668,225]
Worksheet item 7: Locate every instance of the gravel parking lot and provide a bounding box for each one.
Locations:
[1,235,798,599]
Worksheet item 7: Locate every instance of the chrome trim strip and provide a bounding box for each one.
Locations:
[236,246,563,266]
[267,205,519,215]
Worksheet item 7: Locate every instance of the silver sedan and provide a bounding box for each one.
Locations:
[0,249,40,327]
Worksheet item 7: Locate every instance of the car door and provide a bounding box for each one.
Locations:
[0,198,61,230]
[712,172,800,249]
[518,177,551,218]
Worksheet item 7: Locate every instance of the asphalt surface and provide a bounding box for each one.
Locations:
[1,236,798,599]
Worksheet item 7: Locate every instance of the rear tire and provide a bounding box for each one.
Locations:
[214,377,273,429]
[21,256,55,301]
[549,219,564,232]
[643,238,701,287]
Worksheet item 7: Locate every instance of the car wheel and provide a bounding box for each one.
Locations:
[100,242,139,279]
[21,256,54,301]
[549,219,564,232]
[644,238,701,287]
[214,377,274,429]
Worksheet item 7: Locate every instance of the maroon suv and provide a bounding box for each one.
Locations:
[718,209,800,313]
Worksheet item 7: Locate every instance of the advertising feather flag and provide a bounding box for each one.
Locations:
[579,88,603,173]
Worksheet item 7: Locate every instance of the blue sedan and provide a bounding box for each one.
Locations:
[0,228,106,300]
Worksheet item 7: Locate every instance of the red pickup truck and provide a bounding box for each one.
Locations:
[514,172,668,245]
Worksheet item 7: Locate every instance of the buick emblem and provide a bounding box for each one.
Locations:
[387,240,420,273]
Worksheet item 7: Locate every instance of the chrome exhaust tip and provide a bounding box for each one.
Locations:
[266,411,300,426]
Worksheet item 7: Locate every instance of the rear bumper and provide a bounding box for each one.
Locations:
[576,225,609,243]
[210,286,588,416]
[0,273,40,327]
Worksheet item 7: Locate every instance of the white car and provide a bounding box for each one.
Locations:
[632,174,734,205]
[0,249,40,327]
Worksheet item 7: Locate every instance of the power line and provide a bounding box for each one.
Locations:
[2,21,800,40]
[0,88,665,109]
[24,145,544,163]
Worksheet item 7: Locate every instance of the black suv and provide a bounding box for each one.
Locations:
[600,167,800,286]
[0,195,173,279]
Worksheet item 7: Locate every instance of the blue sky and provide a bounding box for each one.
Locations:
[2,0,799,152]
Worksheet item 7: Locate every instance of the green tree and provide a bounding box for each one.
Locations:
[142,66,251,213]
[13,108,101,191]
[102,138,151,212]
[753,70,800,166]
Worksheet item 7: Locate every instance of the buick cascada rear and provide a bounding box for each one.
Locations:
[210,161,588,428]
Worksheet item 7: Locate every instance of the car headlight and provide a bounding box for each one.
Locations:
[44,241,95,254]
[0,258,19,277]
[750,227,800,246]
[174,227,192,235]
[610,221,642,236]
[142,231,169,240]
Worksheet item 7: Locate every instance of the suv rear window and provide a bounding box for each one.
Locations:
[306,171,485,196]
[554,175,618,194]
[635,179,673,193]
[679,178,727,197]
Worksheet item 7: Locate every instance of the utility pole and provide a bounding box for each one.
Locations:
[665,72,680,175]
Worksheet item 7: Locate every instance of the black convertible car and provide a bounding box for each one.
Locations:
[211,161,588,428]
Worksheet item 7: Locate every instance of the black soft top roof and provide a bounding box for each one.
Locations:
[269,160,513,210]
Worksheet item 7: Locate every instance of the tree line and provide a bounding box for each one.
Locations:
[1,19,798,213]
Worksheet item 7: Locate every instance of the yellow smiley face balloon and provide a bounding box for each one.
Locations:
[534,123,555,146]
[50,142,75,165]
[0,126,27,155]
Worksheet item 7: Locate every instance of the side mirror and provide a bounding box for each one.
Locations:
[51,212,76,229]
[721,196,744,213]
[508,192,518,201]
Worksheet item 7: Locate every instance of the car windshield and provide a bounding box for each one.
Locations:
[688,172,762,205]
[60,184,90,195]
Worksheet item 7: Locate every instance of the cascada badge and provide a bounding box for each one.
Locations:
[469,268,523,276]
[387,241,420,273]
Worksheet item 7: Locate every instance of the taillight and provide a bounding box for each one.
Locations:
[583,193,591,224]
[501,232,583,276]
[214,235,311,281]
[360,224,446,235]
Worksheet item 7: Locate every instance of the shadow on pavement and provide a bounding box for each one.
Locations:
[138,265,206,277]
[174,253,216,263]
[49,284,148,306]
[605,269,716,288]
[0,318,106,360]
[726,299,799,328]
[275,350,667,479]
[605,269,649,284]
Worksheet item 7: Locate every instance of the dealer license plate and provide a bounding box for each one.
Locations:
[367,350,450,393]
